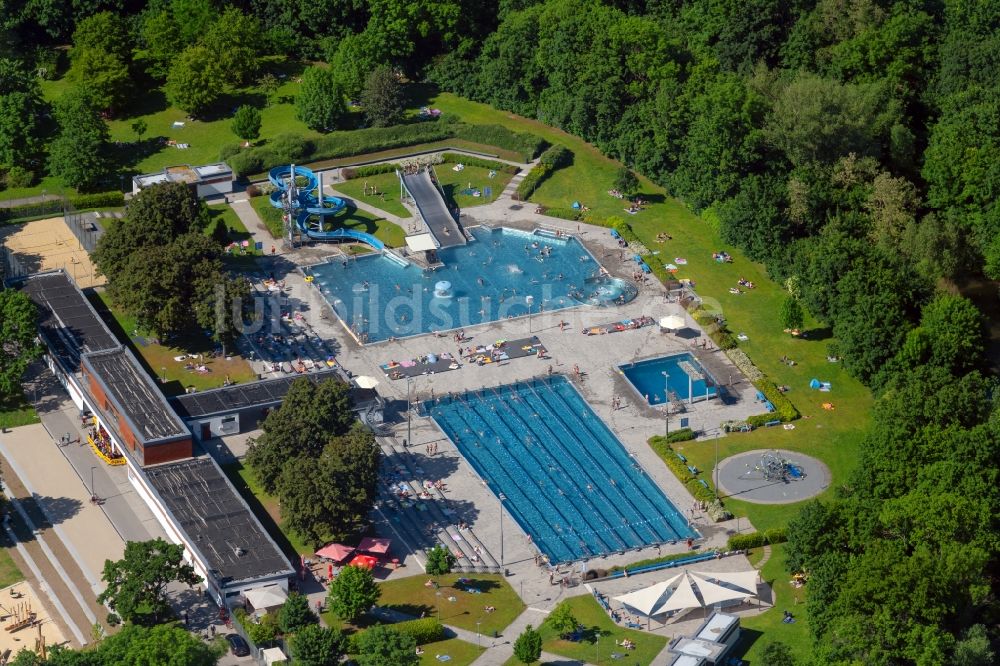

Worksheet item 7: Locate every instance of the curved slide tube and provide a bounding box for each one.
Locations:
[267,164,389,249]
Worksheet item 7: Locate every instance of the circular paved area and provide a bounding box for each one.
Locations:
[716,449,830,504]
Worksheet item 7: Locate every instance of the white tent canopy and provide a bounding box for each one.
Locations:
[244,585,288,612]
[405,233,438,252]
[613,570,757,617]
[354,375,379,389]
[693,570,759,596]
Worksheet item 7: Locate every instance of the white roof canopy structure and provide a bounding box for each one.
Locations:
[613,570,757,616]
[405,233,438,252]
[659,314,685,329]
[244,585,288,612]
[261,647,288,665]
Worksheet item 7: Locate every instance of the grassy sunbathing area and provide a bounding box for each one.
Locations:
[418,638,485,666]
[435,164,512,209]
[738,543,810,662]
[376,573,525,637]
[423,91,872,536]
[89,291,257,396]
[531,595,667,666]
[335,172,413,220]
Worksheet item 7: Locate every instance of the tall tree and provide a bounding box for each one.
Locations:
[166,46,222,117]
[0,289,42,400]
[361,65,403,128]
[47,89,113,191]
[202,8,263,87]
[245,377,356,493]
[513,624,542,664]
[276,423,380,546]
[278,591,317,634]
[0,58,46,171]
[296,66,345,132]
[97,538,200,625]
[231,105,262,144]
[327,564,380,623]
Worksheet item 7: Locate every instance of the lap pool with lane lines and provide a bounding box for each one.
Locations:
[421,376,696,563]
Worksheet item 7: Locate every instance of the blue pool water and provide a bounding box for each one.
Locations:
[619,354,718,405]
[304,227,636,343]
[421,376,696,563]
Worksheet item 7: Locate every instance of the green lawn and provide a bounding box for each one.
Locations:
[536,595,667,666]
[221,461,313,558]
[0,394,39,430]
[335,172,413,219]
[207,203,262,261]
[422,91,872,535]
[419,638,485,666]
[249,195,285,237]
[89,290,258,396]
[0,531,26,589]
[737,543,811,662]
[435,164,512,209]
[376,573,525,636]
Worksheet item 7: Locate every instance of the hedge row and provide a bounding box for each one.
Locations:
[727,528,787,551]
[647,437,720,506]
[642,254,674,286]
[440,152,519,174]
[688,304,738,350]
[746,379,800,426]
[515,145,572,199]
[341,163,401,179]
[451,124,546,162]
[0,191,125,223]
[611,218,641,245]
[346,618,444,653]
[650,429,697,445]
[542,206,583,221]
[227,122,545,178]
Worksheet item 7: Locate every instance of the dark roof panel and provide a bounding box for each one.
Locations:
[171,369,343,419]
[145,457,292,585]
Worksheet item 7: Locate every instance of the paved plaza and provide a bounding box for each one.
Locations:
[717,449,831,504]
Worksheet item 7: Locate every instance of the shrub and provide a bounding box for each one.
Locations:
[648,437,725,511]
[543,207,583,221]
[71,191,124,209]
[218,143,242,161]
[650,429,696,445]
[440,152,519,174]
[745,379,800,426]
[727,528,788,550]
[515,145,572,199]
[342,163,401,179]
[245,184,261,198]
[269,133,312,164]
[392,617,445,645]
[5,166,34,189]
[228,150,267,177]
[726,349,764,382]
[643,254,673,286]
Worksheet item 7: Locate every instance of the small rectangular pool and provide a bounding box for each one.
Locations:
[421,376,695,563]
[619,354,718,405]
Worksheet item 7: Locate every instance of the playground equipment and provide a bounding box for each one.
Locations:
[746,451,804,483]
[4,600,35,633]
[268,165,384,250]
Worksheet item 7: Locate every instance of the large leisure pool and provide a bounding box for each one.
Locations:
[619,353,719,405]
[421,376,695,563]
[305,227,636,343]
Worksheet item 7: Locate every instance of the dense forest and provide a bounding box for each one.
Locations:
[2,1,999,664]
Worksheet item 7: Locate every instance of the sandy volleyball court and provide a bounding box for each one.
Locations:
[1,217,104,288]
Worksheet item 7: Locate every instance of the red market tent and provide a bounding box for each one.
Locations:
[316,543,355,562]
[358,537,391,555]
[349,554,378,570]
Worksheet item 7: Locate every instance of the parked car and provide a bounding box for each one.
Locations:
[226,633,250,657]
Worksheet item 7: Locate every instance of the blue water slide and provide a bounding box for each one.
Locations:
[294,212,385,250]
[269,164,380,245]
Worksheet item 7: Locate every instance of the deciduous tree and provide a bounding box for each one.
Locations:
[278,591,317,634]
[355,625,418,666]
[0,59,46,170]
[544,602,577,638]
[513,624,541,664]
[289,624,345,666]
[327,564,380,623]
[0,289,42,400]
[97,538,200,625]
[424,545,454,576]
[166,46,222,117]
[47,89,113,191]
[361,65,403,128]
[231,105,262,144]
[296,66,345,132]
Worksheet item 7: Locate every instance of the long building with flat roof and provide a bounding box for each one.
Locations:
[17,270,294,603]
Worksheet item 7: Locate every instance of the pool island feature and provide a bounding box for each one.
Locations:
[304,226,637,343]
[619,354,719,406]
[421,376,696,564]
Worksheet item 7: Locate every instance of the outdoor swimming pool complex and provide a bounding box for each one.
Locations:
[421,376,696,563]
[305,227,637,342]
[619,354,719,406]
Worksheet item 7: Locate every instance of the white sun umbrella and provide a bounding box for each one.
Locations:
[659,314,685,330]
[354,375,379,389]
[692,570,759,596]
[613,573,684,616]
